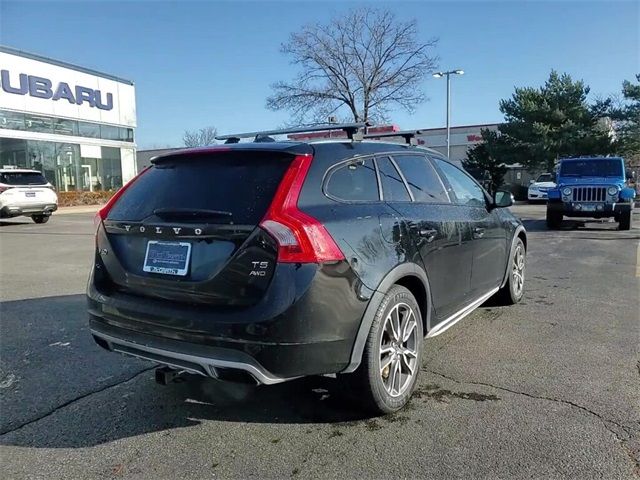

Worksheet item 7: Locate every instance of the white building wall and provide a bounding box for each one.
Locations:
[120,148,136,182]
[0,51,136,127]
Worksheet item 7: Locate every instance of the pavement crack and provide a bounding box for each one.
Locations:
[425,369,640,472]
[0,367,154,437]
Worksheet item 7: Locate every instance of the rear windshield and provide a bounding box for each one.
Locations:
[0,172,48,185]
[107,152,292,224]
[560,160,622,177]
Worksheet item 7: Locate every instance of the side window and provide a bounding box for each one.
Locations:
[434,159,486,207]
[393,154,449,203]
[325,157,379,202]
[376,156,411,202]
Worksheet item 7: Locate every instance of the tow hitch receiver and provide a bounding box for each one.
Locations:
[154,366,188,385]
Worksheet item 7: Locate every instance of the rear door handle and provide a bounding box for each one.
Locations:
[473,227,486,238]
[419,229,438,242]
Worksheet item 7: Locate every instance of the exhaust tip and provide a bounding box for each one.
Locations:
[93,335,111,351]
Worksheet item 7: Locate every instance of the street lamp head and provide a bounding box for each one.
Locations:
[432,72,443,78]
[454,69,464,75]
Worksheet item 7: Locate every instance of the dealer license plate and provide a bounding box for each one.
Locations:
[143,241,191,276]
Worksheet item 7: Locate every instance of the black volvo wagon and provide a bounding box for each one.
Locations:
[88,124,526,413]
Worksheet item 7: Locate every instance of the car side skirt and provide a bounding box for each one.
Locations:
[425,287,499,338]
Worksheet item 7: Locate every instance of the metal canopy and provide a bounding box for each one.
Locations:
[216,122,370,143]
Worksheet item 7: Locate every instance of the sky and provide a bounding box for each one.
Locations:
[1,0,638,149]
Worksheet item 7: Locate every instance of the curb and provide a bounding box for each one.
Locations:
[56,205,103,215]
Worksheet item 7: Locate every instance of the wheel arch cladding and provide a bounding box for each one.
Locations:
[517,230,527,250]
[501,225,527,288]
[341,263,432,374]
[395,275,428,334]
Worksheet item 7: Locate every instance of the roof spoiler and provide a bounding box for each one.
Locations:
[216,122,371,144]
[363,130,424,145]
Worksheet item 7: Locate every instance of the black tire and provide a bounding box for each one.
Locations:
[32,215,50,224]
[342,285,423,414]
[495,238,526,305]
[618,210,631,231]
[546,208,562,229]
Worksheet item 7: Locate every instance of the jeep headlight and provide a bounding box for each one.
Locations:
[562,187,572,196]
[607,186,618,196]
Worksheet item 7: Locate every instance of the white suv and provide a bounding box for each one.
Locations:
[0,169,58,223]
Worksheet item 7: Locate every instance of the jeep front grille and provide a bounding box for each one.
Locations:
[571,186,606,202]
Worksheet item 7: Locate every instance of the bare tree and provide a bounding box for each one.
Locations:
[183,126,218,147]
[266,8,438,124]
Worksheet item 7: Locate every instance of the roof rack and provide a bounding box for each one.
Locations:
[216,122,369,144]
[363,129,424,145]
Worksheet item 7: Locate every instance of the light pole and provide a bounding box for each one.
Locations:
[433,69,464,159]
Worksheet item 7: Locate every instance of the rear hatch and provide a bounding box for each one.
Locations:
[0,171,53,203]
[98,149,299,306]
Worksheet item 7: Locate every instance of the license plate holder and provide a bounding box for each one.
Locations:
[582,204,597,212]
[143,241,191,276]
[25,192,36,198]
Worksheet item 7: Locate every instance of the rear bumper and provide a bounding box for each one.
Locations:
[0,203,57,218]
[87,261,373,382]
[90,320,291,384]
[548,201,632,218]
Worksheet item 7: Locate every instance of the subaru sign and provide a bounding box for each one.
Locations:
[0,49,136,127]
[1,70,113,111]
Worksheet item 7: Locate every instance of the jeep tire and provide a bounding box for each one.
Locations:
[618,209,631,231]
[546,208,562,229]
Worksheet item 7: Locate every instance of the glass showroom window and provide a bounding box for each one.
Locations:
[27,141,57,186]
[53,143,81,191]
[53,118,78,136]
[100,124,120,141]
[0,138,28,168]
[78,121,100,138]
[99,147,123,190]
[0,110,26,130]
[24,114,54,133]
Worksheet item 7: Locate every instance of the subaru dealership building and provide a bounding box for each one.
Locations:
[0,46,136,191]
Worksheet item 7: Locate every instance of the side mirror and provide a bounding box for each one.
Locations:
[494,190,513,208]
[529,179,535,184]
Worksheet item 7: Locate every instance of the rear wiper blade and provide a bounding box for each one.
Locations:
[152,208,233,218]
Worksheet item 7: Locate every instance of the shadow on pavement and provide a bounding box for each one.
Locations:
[0,220,31,227]
[0,294,372,449]
[1,369,373,449]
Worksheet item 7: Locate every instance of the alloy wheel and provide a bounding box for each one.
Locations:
[512,243,525,297]
[379,302,419,397]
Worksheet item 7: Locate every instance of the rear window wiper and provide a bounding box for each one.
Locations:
[152,208,233,219]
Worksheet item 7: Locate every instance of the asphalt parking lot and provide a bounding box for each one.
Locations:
[1,205,639,479]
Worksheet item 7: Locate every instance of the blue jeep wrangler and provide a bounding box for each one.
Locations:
[546,157,636,231]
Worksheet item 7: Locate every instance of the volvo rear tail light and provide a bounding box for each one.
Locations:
[94,167,150,228]
[260,154,344,263]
